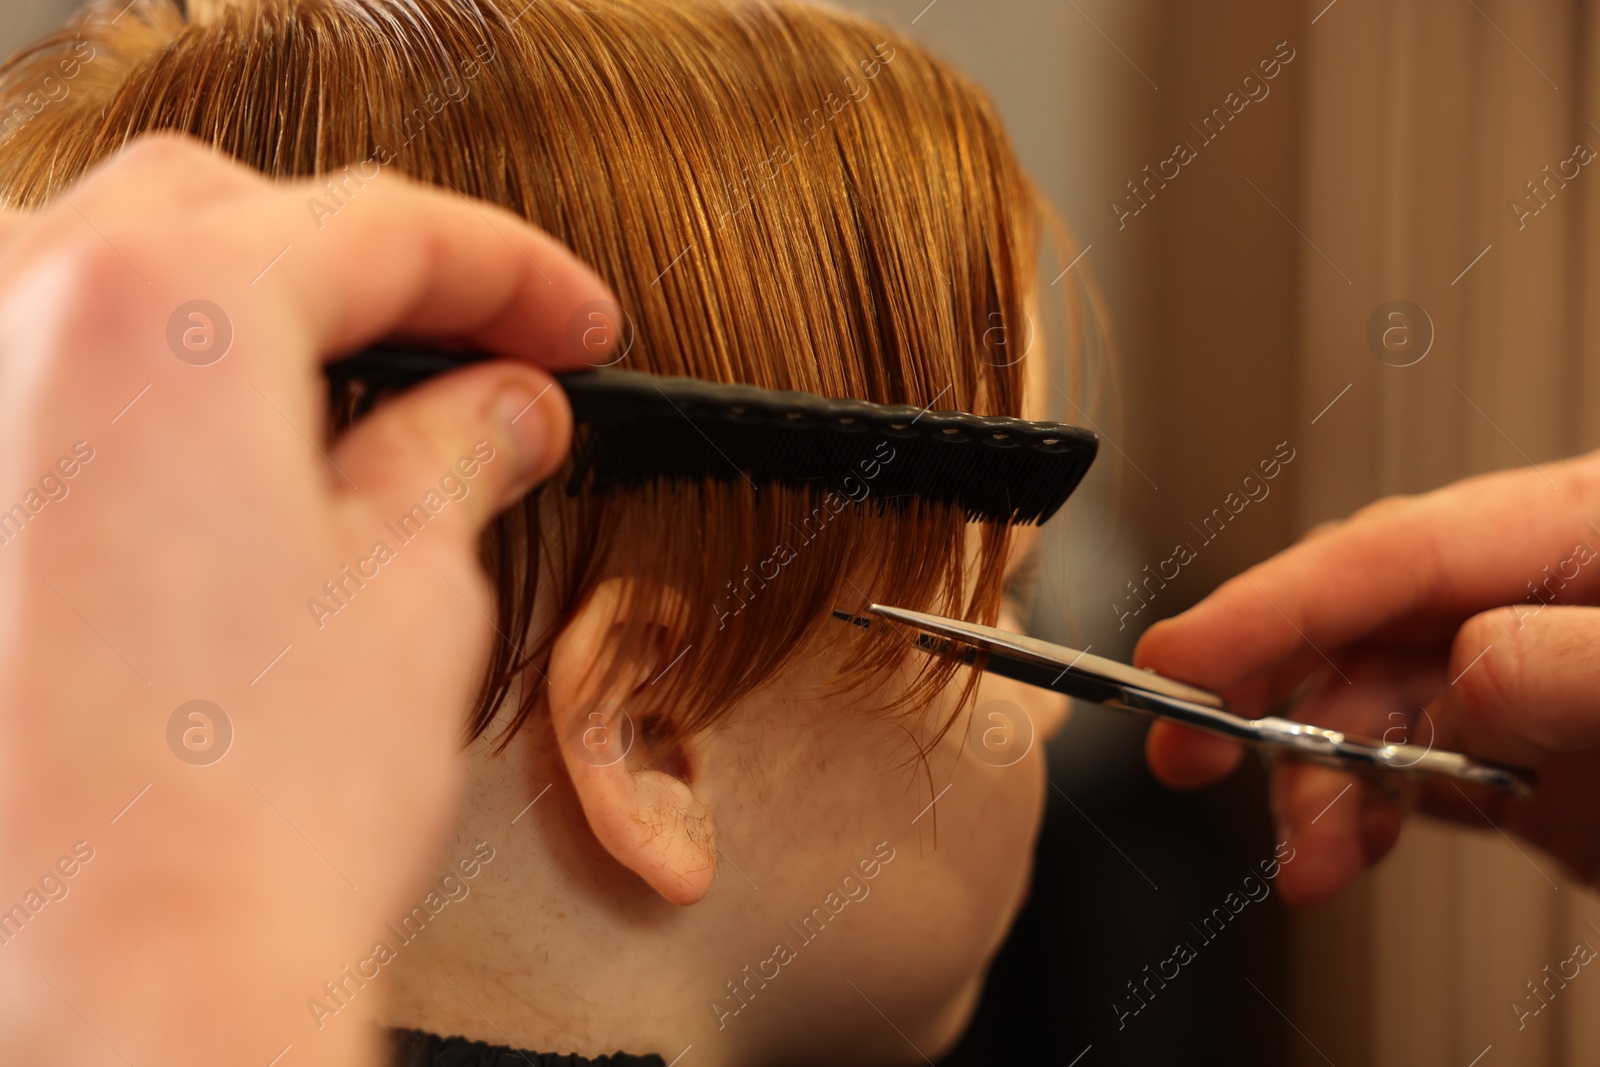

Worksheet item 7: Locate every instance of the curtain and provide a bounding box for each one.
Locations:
[1289,2,1600,1064]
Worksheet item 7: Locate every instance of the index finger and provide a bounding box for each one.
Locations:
[73,137,620,372]
[250,170,618,369]
[1135,455,1600,693]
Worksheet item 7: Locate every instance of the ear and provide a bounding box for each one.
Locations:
[546,576,716,906]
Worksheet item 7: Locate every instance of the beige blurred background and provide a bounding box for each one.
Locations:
[837,2,1600,1066]
[6,1,1600,1064]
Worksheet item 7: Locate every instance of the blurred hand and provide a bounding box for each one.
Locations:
[0,135,614,1065]
[1136,450,1600,906]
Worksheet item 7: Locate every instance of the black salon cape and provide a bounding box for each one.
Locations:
[389,1028,665,1067]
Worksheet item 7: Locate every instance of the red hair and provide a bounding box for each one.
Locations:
[0,0,1088,748]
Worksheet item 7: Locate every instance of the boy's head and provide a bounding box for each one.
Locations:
[0,0,1083,1059]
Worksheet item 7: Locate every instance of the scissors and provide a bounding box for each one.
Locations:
[835,603,1536,797]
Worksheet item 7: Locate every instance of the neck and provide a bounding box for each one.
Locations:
[374,728,756,1067]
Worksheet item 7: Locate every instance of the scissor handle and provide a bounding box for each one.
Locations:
[1113,690,1536,797]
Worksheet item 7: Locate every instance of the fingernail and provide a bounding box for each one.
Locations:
[492,383,547,479]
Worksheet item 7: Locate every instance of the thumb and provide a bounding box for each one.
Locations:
[330,361,572,551]
[1432,603,1600,768]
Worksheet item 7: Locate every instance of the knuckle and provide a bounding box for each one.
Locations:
[1449,610,1521,723]
[362,405,437,469]
[112,135,219,173]
[0,236,155,390]
[352,165,413,208]
[1300,518,1342,543]
[1555,450,1600,507]
[1351,493,1414,526]
[90,134,261,205]
[39,236,145,317]
[1347,491,1452,614]
[30,235,208,358]
[111,132,217,173]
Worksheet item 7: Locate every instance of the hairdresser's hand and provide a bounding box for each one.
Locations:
[0,134,615,1066]
[1136,450,1600,906]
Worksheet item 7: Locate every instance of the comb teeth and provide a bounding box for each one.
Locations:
[326,349,1099,525]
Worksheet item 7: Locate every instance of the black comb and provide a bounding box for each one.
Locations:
[325,346,1099,525]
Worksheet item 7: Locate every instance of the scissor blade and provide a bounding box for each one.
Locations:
[834,605,1537,796]
[865,603,1225,709]
[832,609,1115,704]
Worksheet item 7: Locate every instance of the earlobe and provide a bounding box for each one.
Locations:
[546,577,716,906]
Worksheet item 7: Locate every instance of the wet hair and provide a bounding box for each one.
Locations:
[0,0,1088,749]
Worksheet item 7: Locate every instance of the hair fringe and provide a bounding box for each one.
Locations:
[0,0,1099,761]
